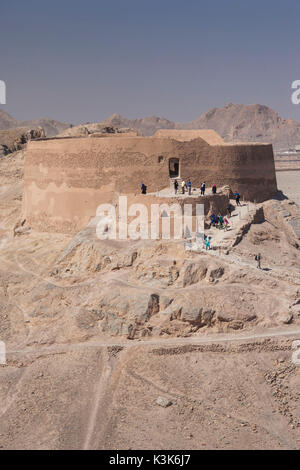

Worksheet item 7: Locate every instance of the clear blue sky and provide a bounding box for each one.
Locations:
[1,0,300,124]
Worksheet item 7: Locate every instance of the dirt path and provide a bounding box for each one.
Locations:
[5,325,300,359]
[83,348,112,450]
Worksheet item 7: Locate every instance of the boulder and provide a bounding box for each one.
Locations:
[156,396,173,408]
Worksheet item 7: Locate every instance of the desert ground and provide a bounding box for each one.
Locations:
[0,151,299,450]
[276,171,300,206]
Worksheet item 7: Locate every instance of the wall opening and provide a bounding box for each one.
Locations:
[169,158,179,178]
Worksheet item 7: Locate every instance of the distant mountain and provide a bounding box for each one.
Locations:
[2,103,300,148]
[96,104,300,149]
[98,113,176,136]
[0,109,18,130]
[19,118,71,137]
[181,103,300,149]
[0,109,70,137]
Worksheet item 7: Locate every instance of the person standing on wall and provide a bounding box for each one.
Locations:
[141,182,147,194]
[212,184,217,194]
[174,179,178,195]
[201,182,206,196]
[181,180,186,194]
[187,179,192,195]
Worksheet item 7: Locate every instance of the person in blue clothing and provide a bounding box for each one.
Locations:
[218,214,223,229]
[205,236,211,250]
[234,192,241,206]
[141,182,147,194]
[187,179,192,195]
[210,214,216,227]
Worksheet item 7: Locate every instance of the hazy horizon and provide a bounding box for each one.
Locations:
[1,0,300,125]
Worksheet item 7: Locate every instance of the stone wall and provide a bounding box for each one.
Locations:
[23,134,277,233]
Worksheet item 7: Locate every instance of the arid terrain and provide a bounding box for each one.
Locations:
[0,149,300,450]
[277,171,300,207]
[0,109,70,137]
[92,103,300,149]
[2,102,300,148]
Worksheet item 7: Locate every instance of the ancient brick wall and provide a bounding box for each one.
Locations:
[23,134,277,233]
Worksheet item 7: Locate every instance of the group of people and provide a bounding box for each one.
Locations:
[141,180,242,209]
[209,213,230,231]
[174,179,192,195]
[173,180,218,196]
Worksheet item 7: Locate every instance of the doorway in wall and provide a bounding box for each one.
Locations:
[169,158,179,178]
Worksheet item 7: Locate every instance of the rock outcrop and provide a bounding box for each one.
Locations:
[0,109,70,136]
[57,122,140,138]
[0,127,45,157]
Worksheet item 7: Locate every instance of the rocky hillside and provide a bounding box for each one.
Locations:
[97,104,300,148]
[182,103,300,148]
[0,109,18,130]
[0,140,300,450]
[57,122,140,138]
[3,103,300,147]
[0,127,45,157]
[98,113,176,136]
[19,118,71,137]
[0,109,70,137]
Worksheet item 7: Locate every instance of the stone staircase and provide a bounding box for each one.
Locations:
[186,201,261,252]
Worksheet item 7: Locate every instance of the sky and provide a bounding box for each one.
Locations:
[1,0,300,124]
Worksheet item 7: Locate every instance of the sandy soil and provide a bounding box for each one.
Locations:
[276,171,300,206]
[1,335,300,450]
[0,151,299,450]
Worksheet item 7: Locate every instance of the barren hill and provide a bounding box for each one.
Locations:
[57,122,141,138]
[98,113,176,136]
[3,103,300,146]
[0,109,70,137]
[0,127,45,157]
[182,103,300,148]
[19,118,71,137]
[96,104,300,148]
[0,109,18,130]
[0,146,300,449]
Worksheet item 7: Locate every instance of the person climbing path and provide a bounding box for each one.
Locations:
[255,253,262,269]
[234,192,241,206]
[205,235,211,250]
